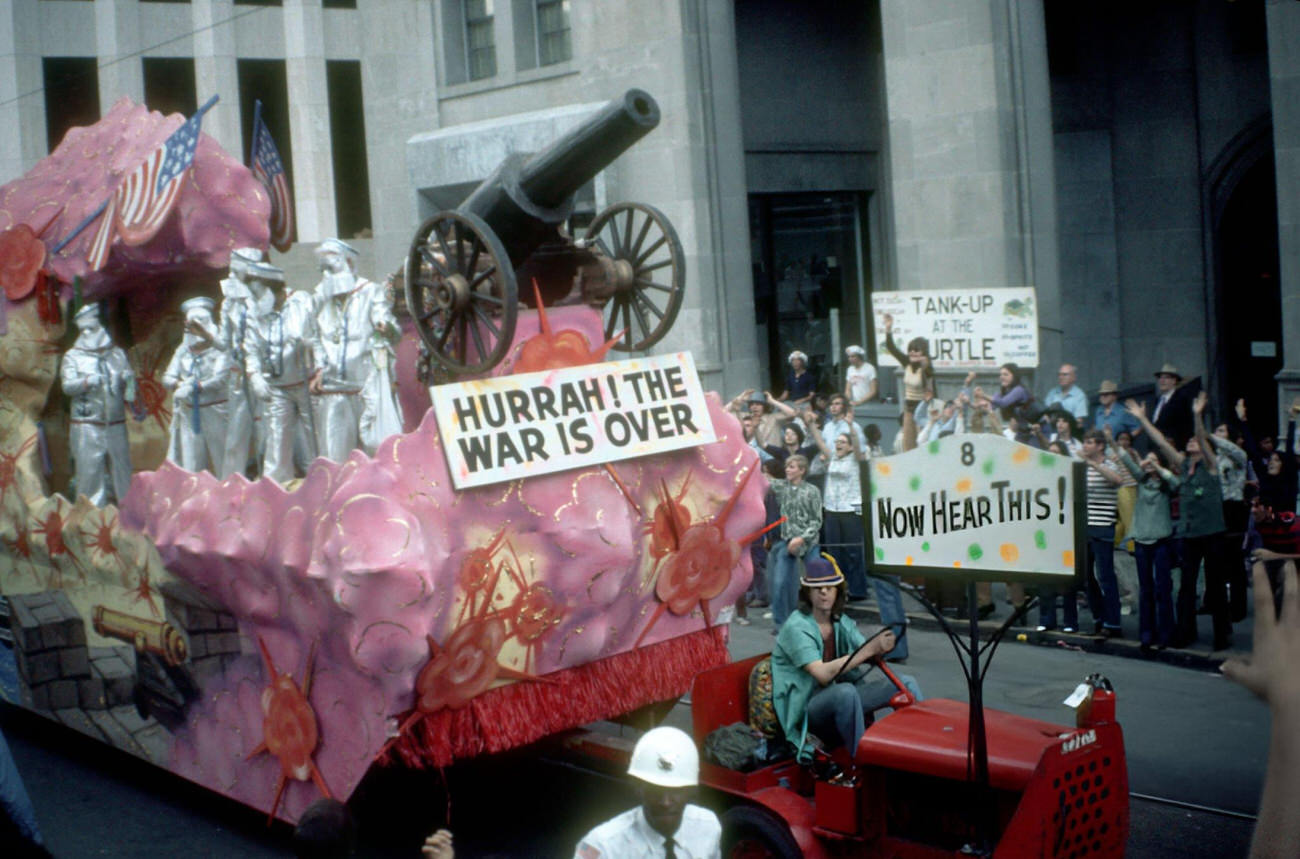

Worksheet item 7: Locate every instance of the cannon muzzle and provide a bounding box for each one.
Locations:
[518,89,660,210]
[458,89,661,267]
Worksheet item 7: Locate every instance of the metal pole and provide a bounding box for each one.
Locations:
[967,580,992,853]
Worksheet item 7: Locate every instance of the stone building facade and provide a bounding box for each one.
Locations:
[3,0,1299,430]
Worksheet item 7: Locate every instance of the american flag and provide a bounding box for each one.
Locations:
[81,94,219,270]
[250,100,294,252]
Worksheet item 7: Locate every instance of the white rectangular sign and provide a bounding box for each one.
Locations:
[431,353,717,489]
[867,434,1082,581]
[872,287,1039,369]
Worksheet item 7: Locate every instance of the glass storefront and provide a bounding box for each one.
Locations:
[748,192,872,395]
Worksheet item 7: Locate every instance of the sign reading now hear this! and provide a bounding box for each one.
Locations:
[431,353,717,489]
[872,287,1039,369]
[866,434,1084,582]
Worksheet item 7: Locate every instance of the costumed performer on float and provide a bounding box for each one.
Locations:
[215,246,266,478]
[243,259,318,483]
[162,297,233,474]
[61,303,137,507]
[308,238,403,460]
[771,555,922,757]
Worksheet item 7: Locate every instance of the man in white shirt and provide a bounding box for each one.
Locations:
[1044,364,1090,421]
[575,727,721,859]
[844,345,877,411]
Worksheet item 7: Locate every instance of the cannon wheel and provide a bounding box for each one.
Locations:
[584,202,684,352]
[404,210,518,376]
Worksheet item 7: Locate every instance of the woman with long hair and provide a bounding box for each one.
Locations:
[881,313,933,451]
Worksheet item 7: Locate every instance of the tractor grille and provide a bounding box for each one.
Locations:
[1050,752,1124,858]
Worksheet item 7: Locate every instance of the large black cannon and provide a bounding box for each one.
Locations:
[404,89,685,376]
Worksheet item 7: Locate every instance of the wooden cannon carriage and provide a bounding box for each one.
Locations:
[403,88,685,376]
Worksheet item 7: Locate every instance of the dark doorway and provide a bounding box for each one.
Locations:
[748,193,870,394]
[1217,154,1281,435]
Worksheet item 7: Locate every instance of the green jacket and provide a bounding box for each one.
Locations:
[771,610,866,747]
[1117,448,1180,544]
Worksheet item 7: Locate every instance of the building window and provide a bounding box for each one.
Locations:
[142,58,197,117]
[326,60,373,238]
[233,0,281,6]
[536,0,570,66]
[465,0,497,81]
[42,58,100,152]
[322,0,357,8]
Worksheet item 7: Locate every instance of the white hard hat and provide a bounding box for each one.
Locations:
[627,726,699,788]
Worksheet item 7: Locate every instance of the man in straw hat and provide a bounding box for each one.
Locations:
[308,238,403,461]
[770,555,922,757]
[61,302,136,506]
[1092,379,1140,438]
[243,259,319,483]
[163,296,234,474]
[1147,362,1195,451]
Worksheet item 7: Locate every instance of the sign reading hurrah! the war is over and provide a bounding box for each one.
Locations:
[431,352,717,489]
[865,434,1085,582]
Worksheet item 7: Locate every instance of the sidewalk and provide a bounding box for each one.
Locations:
[836,581,1252,673]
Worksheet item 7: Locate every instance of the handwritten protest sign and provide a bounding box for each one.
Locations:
[431,353,716,489]
[865,434,1083,582]
[872,287,1038,369]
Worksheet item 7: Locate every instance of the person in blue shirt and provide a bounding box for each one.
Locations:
[1092,380,1140,438]
[1045,364,1090,421]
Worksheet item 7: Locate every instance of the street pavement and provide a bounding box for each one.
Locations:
[1,588,1269,858]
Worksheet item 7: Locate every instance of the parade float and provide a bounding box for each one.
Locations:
[0,90,768,825]
[0,89,1128,858]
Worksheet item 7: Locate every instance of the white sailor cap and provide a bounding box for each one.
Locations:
[73,302,102,323]
[247,260,286,283]
[315,238,359,260]
[179,296,215,318]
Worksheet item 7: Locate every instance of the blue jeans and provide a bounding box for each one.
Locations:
[0,728,43,848]
[1086,526,1121,630]
[1134,538,1174,646]
[1038,582,1078,630]
[770,538,818,626]
[805,670,923,751]
[822,510,867,598]
[869,574,908,660]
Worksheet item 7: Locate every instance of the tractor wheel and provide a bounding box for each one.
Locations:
[720,805,801,859]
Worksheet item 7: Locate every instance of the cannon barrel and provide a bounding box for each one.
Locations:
[518,89,660,210]
[458,89,660,268]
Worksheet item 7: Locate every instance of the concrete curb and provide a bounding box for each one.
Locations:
[841,603,1238,673]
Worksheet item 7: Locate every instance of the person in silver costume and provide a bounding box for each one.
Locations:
[243,260,318,483]
[308,238,403,460]
[61,303,136,506]
[163,297,233,474]
[215,246,266,478]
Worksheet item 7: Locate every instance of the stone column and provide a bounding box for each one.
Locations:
[283,0,336,241]
[878,0,1061,384]
[357,0,439,272]
[191,0,242,155]
[0,0,45,177]
[96,0,145,110]
[1266,0,1300,433]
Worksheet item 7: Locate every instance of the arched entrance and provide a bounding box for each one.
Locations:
[1208,121,1281,434]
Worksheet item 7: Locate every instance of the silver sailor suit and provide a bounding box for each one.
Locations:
[61,339,135,506]
[163,341,234,474]
[310,277,403,460]
[244,289,318,483]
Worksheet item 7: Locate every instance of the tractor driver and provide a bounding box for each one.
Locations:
[771,556,922,757]
[574,726,721,858]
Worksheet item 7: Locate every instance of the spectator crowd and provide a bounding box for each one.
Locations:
[727,341,1300,657]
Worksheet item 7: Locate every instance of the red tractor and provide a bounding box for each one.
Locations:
[688,654,1128,858]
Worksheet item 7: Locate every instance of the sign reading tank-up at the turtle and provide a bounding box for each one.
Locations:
[872,287,1038,369]
[865,434,1084,583]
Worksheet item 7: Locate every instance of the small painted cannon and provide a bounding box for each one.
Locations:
[404,88,685,376]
